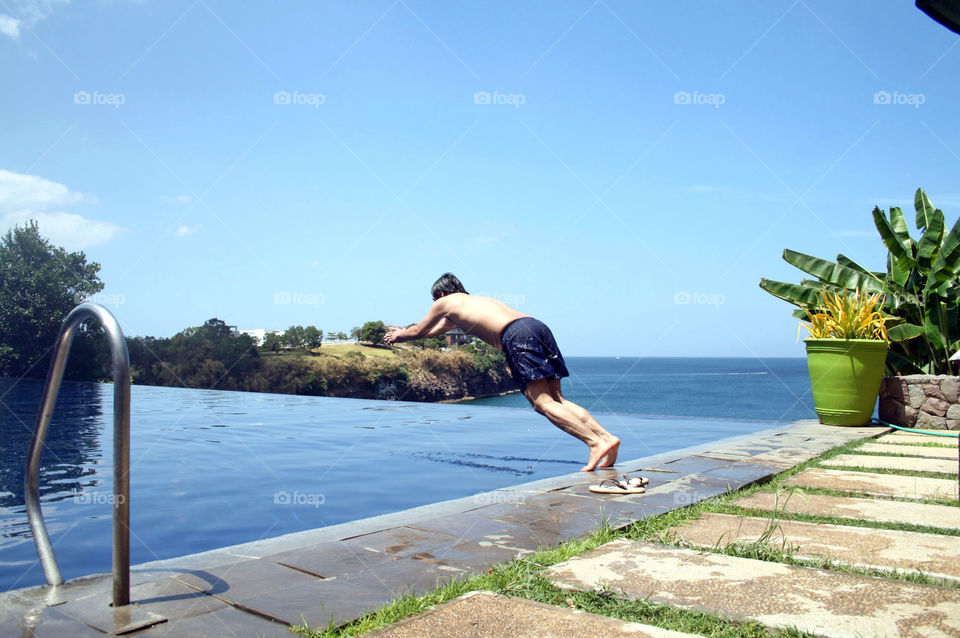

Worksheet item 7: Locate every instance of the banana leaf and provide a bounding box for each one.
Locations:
[782,249,884,292]
[915,188,938,231]
[836,254,885,279]
[872,206,915,268]
[931,216,960,283]
[758,279,820,307]
[887,322,923,341]
[916,209,945,270]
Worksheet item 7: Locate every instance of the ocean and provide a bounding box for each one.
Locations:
[466,356,816,422]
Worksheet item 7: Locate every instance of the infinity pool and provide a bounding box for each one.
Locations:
[1,378,782,591]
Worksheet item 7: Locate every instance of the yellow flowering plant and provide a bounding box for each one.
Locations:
[798,288,890,341]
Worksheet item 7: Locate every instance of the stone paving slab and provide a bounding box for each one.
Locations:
[141,605,288,637]
[785,468,959,500]
[360,590,703,638]
[545,538,960,638]
[733,491,960,530]
[876,433,959,446]
[668,513,960,583]
[857,442,960,458]
[823,453,958,475]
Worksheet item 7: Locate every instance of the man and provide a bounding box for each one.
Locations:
[384,273,620,472]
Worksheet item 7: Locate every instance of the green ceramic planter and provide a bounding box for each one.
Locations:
[804,338,889,426]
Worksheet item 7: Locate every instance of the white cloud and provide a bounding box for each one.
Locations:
[0,168,94,208]
[0,14,20,38]
[1,210,124,250]
[4,0,69,30]
[174,224,201,236]
[0,169,123,250]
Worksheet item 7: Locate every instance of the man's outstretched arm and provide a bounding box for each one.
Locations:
[384,299,452,343]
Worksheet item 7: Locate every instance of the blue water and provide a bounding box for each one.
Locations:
[468,357,815,421]
[0,357,814,591]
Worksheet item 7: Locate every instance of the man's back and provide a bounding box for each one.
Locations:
[438,293,528,349]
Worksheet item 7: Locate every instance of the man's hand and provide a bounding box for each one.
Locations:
[383,326,404,344]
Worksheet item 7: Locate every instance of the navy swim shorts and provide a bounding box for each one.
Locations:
[499,317,570,392]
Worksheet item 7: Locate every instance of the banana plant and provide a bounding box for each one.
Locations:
[760,188,960,375]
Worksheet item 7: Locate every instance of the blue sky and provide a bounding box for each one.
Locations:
[1,1,957,357]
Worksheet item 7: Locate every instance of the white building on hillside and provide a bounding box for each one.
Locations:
[239,328,284,346]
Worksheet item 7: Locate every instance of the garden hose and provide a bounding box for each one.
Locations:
[874,418,959,438]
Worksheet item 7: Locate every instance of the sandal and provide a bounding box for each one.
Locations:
[622,473,649,487]
[589,478,646,495]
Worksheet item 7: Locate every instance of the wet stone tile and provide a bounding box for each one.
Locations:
[125,577,228,621]
[173,558,320,604]
[232,577,384,628]
[266,541,389,579]
[649,455,742,475]
[339,526,459,560]
[18,606,105,638]
[139,606,287,637]
[54,593,167,634]
[698,462,784,487]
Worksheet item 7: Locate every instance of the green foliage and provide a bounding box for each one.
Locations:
[128,318,259,390]
[459,338,507,373]
[303,326,322,349]
[760,188,959,374]
[406,335,447,350]
[799,289,889,340]
[358,320,388,344]
[0,221,106,379]
[284,325,306,349]
[261,332,283,352]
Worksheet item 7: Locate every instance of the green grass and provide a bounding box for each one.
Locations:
[290,435,960,638]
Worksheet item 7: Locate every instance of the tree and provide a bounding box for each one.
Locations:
[284,325,306,349]
[303,326,322,349]
[0,221,106,378]
[358,320,387,344]
[350,326,360,342]
[337,331,348,342]
[326,330,338,343]
[261,332,283,353]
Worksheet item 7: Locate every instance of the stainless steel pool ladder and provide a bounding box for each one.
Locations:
[24,303,132,607]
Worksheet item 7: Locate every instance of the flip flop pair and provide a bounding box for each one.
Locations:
[589,473,649,495]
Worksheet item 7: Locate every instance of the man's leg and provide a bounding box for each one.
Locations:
[523,378,620,472]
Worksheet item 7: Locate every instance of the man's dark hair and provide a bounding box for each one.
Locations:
[432,272,468,300]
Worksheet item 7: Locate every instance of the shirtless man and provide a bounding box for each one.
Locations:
[383,273,620,472]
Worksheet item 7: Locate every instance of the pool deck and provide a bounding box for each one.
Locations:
[0,419,885,636]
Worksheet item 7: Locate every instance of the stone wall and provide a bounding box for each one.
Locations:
[878,375,960,430]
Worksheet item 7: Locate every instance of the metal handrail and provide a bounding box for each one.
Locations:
[24,303,131,606]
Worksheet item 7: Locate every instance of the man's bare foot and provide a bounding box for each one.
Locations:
[582,437,620,472]
[598,442,620,468]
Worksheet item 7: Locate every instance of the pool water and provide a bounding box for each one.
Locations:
[1,377,786,592]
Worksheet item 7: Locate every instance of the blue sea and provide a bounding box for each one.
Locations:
[0,357,813,591]
[468,357,815,422]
